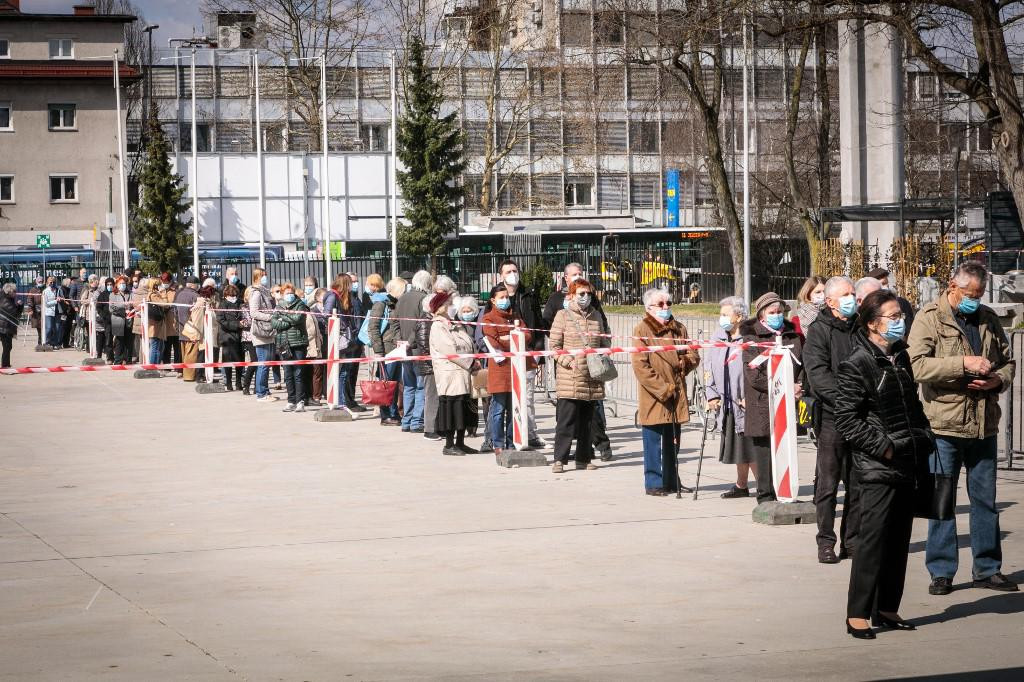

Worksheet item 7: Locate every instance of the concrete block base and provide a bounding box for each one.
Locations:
[133,369,162,379]
[196,382,227,394]
[81,357,106,366]
[34,344,53,352]
[314,409,353,422]
[496,449,549,468]
[752,500,816,526]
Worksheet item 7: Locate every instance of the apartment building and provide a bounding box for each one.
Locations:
[0,1,138,249]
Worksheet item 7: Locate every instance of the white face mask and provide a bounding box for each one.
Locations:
[503,272,519,287]
[226,296,237,303]
[811,292,825,306]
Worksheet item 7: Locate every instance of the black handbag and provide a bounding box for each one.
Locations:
[913,444,956,521]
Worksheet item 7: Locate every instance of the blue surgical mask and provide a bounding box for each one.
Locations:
[106,285,113,293]
[882,318,906,342]
[117,282,126,292]
[838,294,857,317]
[304,285,315,295]
[765,312,784,330]
[562,297,570,310]
[230,275,239,284]
[460,312,477,322]
[284,293,296,304]
[351,283,359,293]
[958,295,980,315]
[719,315,734,332]
[260,275,269,286]
[363,285,372,295]
[655,309,672,321]
[496,298,511,311]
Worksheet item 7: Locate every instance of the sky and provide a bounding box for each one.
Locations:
[26,0,204,50]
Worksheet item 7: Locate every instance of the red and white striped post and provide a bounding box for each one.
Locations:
[325,312,340,409]
[510,320,528,451]
[203,308,215,383]
[88,298,98,359]
[767,336,800,503]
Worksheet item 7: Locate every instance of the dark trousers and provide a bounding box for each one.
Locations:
[847,481,914,618]
[0,333,12,368]
[592,401,610,452]
[814,419,861,552]
[241,342,257,391]
[97,327,113,362]
[554,399,595,464]
[750,435,775,504]
[345,343,362,405]
[221,340,243,389]
[162,335,181,365]
[283,346,307,405]
[112,332,131,364]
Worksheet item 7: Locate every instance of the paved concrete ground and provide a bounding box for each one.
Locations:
[2,342,1024,681]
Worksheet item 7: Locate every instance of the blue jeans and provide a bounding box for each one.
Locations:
[148,338,164,364]
[926,435,1002,580]
[642,423,680,492]
[254,344,272,397]
[45,316,62,347]
[400,361,425,429]
[489,392,513,449]
[378,361,401,420]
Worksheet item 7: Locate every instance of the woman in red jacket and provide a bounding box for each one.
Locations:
[482,285,534,459]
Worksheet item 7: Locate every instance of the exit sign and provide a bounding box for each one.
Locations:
[36,234,51,249]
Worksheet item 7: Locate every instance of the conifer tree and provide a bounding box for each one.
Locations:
[396,37,466,264]
[133,103,192,274]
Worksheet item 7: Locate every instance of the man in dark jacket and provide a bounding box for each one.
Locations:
[498,259,546,448]
[396,270,431,432]
[543,261,613,460]
[803,275,862,564]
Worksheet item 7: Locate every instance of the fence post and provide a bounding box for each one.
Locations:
[196,307,227,393]
[496,320,546,468]
[315,311,353,422]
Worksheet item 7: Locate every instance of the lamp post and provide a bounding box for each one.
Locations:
[253,49,267,269]
[113,49,130,270]
[741,15,751,310]
[390,50,398,280]
[141,24,159,127]
[953,145,962,266]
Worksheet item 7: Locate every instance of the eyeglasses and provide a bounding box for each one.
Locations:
[649,301,671,308]
[880,312,905,321]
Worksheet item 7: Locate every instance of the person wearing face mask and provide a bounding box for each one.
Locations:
[496,259,546,449]
[368,277,405,424]
[248,268,277,401]
[145,273,176,366]
[42,276,61,350]
[172,277,200,378]
[631,289,701,495]
[0,283,24,368]
[343,273,368,411]
[216,284,245,391]
[803,275,861,564]
[834,289,935,639]
[180,285,213,382]
[396,270,433,433]
[272,282,311,412]
[794,275,826,336]
[908,260,1018,596]
[224,267,246,302]
[706,296,755,497]
[27,277,44,346]
[866,267,916,333]
[482,285,535,459]
[268,284,285,389]
[95,277,114,362]
[547,279,609,473]
[108,276,132,363]
[428,294,480,455]
[740,292,804,506]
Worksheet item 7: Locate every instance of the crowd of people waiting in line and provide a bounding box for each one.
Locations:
[1,258,1019,640]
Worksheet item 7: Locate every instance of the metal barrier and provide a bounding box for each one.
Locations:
[1005,330,1023,469]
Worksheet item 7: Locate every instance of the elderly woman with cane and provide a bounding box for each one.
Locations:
[631,288,700,496]
[706,295,756,498]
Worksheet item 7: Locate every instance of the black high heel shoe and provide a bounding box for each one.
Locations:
[872,613,916,631]
[846,621,876,640]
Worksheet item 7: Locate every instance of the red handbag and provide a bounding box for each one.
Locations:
[360,362,398,406]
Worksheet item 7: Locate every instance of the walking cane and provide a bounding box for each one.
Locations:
[670,387,694,498]
[692,406,712,500]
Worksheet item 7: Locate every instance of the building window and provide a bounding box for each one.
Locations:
[977,125,992,152]
[49,38,74,59]
[629,121,658,153]
[48,103,76,130]
[0,175,13,203]
[0,102,10,131]
[360,123,390,152]
[564,179,592,207]
[49,175,78,203]
[179,123,212,152]
[561,12,591,47]
[0,39,9,58]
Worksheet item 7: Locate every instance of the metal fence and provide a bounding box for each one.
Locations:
[1004,330,1023,469]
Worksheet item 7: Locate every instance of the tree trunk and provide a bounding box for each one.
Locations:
[701,106,745,297]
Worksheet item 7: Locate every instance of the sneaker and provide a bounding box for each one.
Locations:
[442,445,465,456]
[256,395,276,403]
[306,398,322,407]
[423,432,442,441]
[576,462,598,471]
[348,404,368,413]
[342,406,356,420]
[294,402,306,413]
[479,442,494,454]
[381,418,401,426]
[528,437,548,449]
[282,403,296,412]
[973,573,1019,592]
[457,444,479,455]
[721,486,750,499]
[411,427,425,434]
[552,462,564,473]
[401,426,411,433]
[929,577,954,595]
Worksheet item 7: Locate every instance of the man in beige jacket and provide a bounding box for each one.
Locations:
[907,261,1017,595]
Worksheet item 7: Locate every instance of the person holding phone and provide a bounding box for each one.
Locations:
[908,261,1018,596]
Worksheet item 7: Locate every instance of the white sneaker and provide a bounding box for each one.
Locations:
[256,395,276,403]
[342,406,356,419]
[295,402,306,413]
[282,403,296,413]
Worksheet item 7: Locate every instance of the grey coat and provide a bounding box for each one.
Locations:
[395,288,428,344]
[704,325,746,434]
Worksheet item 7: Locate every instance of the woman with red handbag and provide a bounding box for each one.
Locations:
[366,277,406,424]
[482,285,534,460]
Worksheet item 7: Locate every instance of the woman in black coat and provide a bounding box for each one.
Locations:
[834,289,933,639]
[0,282,24,368]
[96,277,115,362]
[217,284,244,391]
